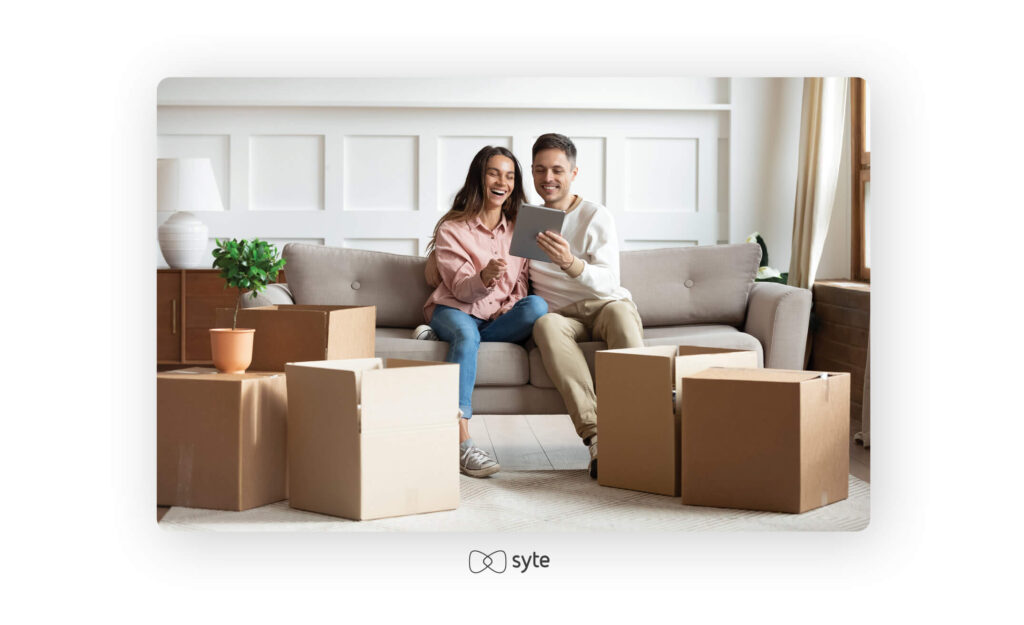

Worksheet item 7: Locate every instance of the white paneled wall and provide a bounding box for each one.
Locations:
[156,79,736,267]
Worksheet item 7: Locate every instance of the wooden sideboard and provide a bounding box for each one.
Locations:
[809,280,869,425]
[157,269,285,369]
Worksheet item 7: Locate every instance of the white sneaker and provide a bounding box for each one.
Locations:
[460,445,501,478]
[412,324,438,340]
[585,435,598,479]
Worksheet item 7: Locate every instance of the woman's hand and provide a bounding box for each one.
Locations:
[536,230,575,270]
[480,258,507,286]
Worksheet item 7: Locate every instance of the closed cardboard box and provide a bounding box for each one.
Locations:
[285,358,460,521]
[680,368,850,513]
[215,305,376,372]
[596,345,759,496]
[157,369,288,511]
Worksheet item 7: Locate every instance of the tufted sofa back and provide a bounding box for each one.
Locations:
[281,242,761,328]
[620,243,761,327]
[282,244,434,328]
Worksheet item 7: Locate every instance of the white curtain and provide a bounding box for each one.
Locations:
[789,77,849,289]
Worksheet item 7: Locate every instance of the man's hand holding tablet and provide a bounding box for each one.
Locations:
[535,230,574,270]
[508,203,567,263]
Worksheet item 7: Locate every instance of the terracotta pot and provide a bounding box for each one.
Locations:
[209,328,255,374]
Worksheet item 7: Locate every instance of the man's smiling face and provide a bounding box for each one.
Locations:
[531,148,578,208]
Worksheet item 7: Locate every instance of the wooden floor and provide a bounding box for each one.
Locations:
[157,414,870,521]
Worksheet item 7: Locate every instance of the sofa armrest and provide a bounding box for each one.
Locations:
[241,283,295,308]
[743,282,812,369]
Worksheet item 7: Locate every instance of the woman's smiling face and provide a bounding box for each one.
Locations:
[483,154,516,210]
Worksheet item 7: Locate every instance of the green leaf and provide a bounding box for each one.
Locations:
[210,236,285,295]
[755,234,769,268]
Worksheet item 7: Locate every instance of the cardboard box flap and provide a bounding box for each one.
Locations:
[676,345,754,357]
[601,345,679,359]
[596,346,680,391]
[384,358,452,369]
[162,366,220,375]
[674,349,759,380]
[325,307,376,362]
[288,358,382,373]
[360,363,460,432]
[158,370,284,383]
[287,358,382,406]
[246,304,367,313]
[685,368,829,383]
[597,351,676,386]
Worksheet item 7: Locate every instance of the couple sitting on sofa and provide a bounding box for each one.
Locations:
[417,133,644,480]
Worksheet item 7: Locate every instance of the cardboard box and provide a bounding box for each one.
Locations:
[215,305,376,372]
[595,345,758,496]
[157,368,288,511]
[680,368,850,513]
[285,358,460,521]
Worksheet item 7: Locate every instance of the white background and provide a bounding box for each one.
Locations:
[3,0,1022,621]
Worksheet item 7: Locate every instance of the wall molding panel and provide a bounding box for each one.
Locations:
[157,83,733,267]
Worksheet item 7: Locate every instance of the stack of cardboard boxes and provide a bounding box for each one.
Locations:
[596,345,851,514]
[157,304,852,522]
[157,305,461,521]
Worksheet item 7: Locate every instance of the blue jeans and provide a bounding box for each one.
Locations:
[429,295,548,420]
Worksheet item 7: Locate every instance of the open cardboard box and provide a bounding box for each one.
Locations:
[595,345,759,496]
[215,305,376,372]
[285,358,460,521]
[680,368,851,513]
[157,368,288,511]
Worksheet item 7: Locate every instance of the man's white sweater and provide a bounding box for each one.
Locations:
[529,196,633,312]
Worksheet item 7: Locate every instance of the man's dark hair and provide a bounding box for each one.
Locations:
[532,133,577,167]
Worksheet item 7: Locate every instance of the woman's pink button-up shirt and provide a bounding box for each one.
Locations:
[423,214,529,322]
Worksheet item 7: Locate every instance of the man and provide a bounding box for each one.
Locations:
[421,133,644,479]
[527,133,644,479]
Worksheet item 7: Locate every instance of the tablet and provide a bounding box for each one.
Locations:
[509,203,567,262]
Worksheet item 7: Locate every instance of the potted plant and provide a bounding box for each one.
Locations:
[209,238,286,374]
[747,232,789,284]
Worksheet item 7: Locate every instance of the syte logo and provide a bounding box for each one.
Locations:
[468,550,550,574]
[469,550,507,574]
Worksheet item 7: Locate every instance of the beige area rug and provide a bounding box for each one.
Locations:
[161,472,869,532]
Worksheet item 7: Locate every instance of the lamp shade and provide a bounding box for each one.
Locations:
[157,158,224,268]
[157,158,225,212]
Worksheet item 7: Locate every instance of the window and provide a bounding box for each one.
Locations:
[851,78,871,281]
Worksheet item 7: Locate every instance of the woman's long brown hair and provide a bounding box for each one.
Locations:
[426,146,526,253]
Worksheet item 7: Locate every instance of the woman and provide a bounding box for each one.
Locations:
[421,146,547,478]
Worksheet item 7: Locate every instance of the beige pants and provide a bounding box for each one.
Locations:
[532,299,645,440]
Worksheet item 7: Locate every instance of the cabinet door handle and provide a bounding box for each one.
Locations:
[171,299,177,335]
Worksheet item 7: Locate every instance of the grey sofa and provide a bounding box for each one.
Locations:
[245,242,812,414]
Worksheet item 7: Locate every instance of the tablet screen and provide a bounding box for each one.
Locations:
[509,203,567,262]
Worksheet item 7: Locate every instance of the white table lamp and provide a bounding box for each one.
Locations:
[157,158,224,268]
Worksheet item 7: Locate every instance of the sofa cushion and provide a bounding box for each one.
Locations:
[282,243,433,328]
[375,328,529,387]
[620,243,761,328]
[529,324,764,389]
[240,283,295,308]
